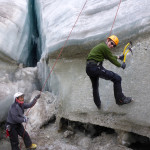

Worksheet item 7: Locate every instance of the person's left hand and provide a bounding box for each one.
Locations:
[121,63,126,69]
[34,94,40,100]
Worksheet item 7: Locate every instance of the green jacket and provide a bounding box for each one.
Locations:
[87,42,121,67]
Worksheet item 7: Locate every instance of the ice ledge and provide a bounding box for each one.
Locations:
[51,34,150,138]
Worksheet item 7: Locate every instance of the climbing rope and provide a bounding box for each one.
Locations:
[20,0,122,149]
[20,0,88,149]
[41,0,122,95]
[109,0,122,36]
[40,0,88,94]
[25,0,88,116]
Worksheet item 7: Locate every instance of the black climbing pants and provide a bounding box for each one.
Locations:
[8,123,32,150]
[86,62,125,108]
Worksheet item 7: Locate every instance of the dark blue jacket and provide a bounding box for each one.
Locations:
[7,98,36,124]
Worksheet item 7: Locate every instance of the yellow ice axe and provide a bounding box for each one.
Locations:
[122,41,133,63]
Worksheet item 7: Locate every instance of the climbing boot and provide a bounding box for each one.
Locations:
[97,104,101,109]
[29,144,37,149]
[116,97,132,105]
[96,101,101,109]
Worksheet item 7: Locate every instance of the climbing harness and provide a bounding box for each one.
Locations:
[5,125,10,138]
[122,41,133,64]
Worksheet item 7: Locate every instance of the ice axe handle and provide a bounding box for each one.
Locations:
[130,41,132,45]
[129,48,133,55]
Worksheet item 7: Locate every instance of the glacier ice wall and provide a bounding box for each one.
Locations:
[0,0,150,64]
[35,0,150,57]
[0,0,150,138]
[34,0,150,138]
[0,0,30,64]
[0,0,40,66]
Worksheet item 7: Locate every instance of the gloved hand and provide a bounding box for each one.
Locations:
[119,54,124,61]
[34,94,40,100]
[24,116,29,123]
[121,63,126,69]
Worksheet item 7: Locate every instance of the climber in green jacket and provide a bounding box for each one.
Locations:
[86,35,132,109]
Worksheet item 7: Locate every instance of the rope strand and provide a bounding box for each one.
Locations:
[20,1,88,149]
[20,0,121,148]
[40,0,88,94]
[109,0,122,36]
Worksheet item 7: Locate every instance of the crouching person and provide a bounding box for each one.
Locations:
[6,92,40,150]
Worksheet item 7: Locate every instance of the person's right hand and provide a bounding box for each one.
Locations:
[24,116,29,123]
[121,63,126,69]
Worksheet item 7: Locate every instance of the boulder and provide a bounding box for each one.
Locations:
[26,91,57,133]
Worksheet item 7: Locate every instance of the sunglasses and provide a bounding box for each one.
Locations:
[111,41,116,47]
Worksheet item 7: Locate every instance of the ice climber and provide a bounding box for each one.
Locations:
[6,92,40,150]
[86,35,132,109]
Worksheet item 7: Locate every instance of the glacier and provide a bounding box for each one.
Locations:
[34,0,150,58]
[0,0,30,65]
[0,0,150,141]
[0,0,150,64]
[0,0,40,66]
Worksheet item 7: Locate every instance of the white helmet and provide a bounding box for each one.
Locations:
[14,92,24,100]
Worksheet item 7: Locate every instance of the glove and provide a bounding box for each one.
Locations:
[32,94,40,106]
[121,63,126,69]
[24,116,29,123]
[34,94,40,100]
[119,54,124,61]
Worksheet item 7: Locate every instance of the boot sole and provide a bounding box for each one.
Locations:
[116,99,133,105]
